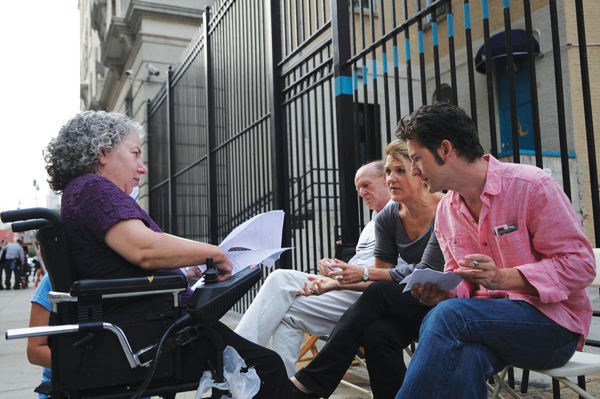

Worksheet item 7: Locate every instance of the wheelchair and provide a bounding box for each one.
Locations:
[3,208,262,399]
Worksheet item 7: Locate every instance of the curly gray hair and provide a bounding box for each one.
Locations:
[45,111,144,193]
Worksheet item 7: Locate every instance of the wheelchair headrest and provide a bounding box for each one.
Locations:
[0,207,73,294]
[2,207,77,324]
[36,222,74,295]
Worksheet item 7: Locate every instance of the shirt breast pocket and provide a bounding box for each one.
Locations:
[493,230,533,268]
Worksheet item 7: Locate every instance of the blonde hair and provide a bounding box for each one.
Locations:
[385,139,410,166]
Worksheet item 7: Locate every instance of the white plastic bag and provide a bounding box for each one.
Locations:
[196,346,261,399]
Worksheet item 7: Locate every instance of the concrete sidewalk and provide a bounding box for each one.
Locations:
[0,285,41,398]
[1,283,600,398]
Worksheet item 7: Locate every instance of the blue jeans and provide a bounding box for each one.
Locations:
[396,298,580,399]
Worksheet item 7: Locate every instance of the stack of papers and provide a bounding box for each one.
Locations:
[399,269,463,293]
[219,210,292,274]
[191,211,292,290]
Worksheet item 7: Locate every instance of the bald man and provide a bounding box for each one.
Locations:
[235,161,399,376]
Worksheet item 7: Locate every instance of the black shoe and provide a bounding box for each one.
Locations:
[5,286,10,290]
[13,286,20,290]
[0,285,4,290]
[290,381,320,399]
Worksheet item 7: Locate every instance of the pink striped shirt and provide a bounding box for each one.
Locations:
[435,155,595,350]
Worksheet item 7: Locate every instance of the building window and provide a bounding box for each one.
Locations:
[353,0,376,13]
[424,0,446,25]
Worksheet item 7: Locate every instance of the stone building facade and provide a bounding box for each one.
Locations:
[79,0,213,209]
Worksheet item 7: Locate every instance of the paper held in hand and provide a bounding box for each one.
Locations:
[399,269,463,293]
[191,210,293,290]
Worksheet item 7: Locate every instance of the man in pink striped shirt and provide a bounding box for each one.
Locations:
[394,102,595,399]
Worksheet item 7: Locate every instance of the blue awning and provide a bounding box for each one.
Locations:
[475,29,541,74]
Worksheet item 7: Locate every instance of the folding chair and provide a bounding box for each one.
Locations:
[297,334,372,396]
[508,248,600,398]
[585,248,600,348]
[297,242,357,362]
[297,241,356,363]
[489,351,600,399]
[297,333,320,363]
[296,242,373,396]
[490,248,600,399]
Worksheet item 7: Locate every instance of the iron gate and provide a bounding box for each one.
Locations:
[147,0,600,310]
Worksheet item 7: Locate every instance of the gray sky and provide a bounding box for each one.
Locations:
[0,1,80,211]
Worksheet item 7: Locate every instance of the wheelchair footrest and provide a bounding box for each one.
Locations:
[34,382,52,395]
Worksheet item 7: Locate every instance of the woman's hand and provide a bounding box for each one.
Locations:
[213,249,232,281]
[186,261,232,282]
[297,275,340,296]
[328,260,366,285]
[410,282,452,307]
[318,258,335,277]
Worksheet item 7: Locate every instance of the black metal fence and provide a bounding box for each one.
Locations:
[147,0,599,309]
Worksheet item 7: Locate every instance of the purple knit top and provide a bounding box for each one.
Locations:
[61,174,192,324]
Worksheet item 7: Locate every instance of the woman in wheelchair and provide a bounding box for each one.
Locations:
[44,110,292,398]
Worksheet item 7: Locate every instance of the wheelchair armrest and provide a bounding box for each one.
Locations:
[6,322,143,369]
[70,275,188,297]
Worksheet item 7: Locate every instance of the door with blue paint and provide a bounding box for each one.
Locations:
[496,58,535,155]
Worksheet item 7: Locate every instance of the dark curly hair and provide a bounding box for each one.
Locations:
[396,102,483,164]
[44,111,144,193]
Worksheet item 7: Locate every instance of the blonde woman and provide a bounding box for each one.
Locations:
[291,139,444,399]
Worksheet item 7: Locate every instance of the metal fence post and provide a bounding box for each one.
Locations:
[332,0,360,245]
[481,0,498,157]
[549,0,571,200]
[204,7,218,245]
[575,0,599,245]
[146,98,152,218]
[264,0,292,268]
[167,66,177,234]
[502,1,520,164]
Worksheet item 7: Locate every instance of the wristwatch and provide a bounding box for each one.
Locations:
[362,267,369,282]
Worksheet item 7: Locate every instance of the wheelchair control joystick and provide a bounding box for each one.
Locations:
[204,257,219,285]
